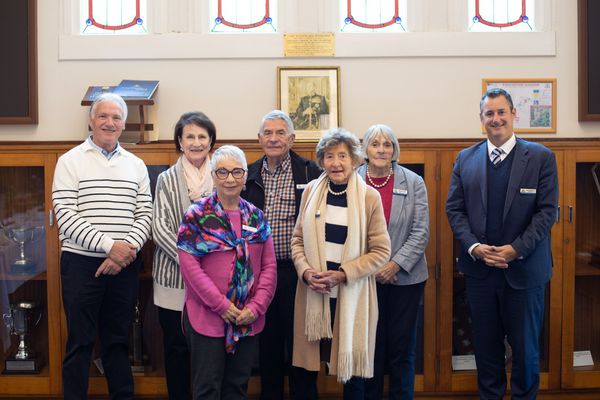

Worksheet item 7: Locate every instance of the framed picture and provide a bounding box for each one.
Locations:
[482,78,556,133]
[278,66,340,141]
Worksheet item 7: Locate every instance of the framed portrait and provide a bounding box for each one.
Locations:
[278,66,340,141]
[482,78,557,133]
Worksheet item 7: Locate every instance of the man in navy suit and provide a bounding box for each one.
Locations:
[446,88,558,400]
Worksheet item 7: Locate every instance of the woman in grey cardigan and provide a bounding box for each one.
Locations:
[358,124,430,400]
[152,111,216,400]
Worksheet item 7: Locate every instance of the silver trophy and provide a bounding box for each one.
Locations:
[0,223,37,274]
[2,301,43,373]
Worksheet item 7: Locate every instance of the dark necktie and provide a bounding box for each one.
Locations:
[491,147,503,165]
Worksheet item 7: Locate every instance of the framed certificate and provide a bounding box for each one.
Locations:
[482,78,556,133]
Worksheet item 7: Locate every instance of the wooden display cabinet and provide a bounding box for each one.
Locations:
[0,153,61,396]
[561,149,600,388]
[438,146,564,392]
[0,140,599,398]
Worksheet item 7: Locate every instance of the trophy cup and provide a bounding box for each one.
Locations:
[0,223,37,274]
[130,300,150,373]
[2,301,43,373]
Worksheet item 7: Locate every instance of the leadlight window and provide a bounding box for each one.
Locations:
[469,0,534,32]
[340,0,407,33]
[210,0,276,33]
[81,0,147,34]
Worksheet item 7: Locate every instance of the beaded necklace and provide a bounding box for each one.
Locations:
[327,179,348,196]
[366,165,393,188]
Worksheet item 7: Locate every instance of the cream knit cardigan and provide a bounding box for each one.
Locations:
[291,172,390,382]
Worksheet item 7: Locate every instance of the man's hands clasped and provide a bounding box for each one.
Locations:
[95,240,137,277]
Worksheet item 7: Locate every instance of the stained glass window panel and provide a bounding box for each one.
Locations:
[81,0,147,35]
[340,0,407,33]
[210,0,276,33]
[469,0,534,32]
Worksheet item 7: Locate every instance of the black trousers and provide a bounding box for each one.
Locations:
[365,281,425,400]
[184,309,258,400]
[61,251,140,400]
[158,306,191,400]
[259,260,298,400]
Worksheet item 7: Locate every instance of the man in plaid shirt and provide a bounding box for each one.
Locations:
[242,110,322,400]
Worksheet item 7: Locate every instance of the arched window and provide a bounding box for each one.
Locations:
[210,0,276,33]
[469,0,534,32]
[81,0,147,34]
[340,0,407,32]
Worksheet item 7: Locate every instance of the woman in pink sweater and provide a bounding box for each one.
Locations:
[177,145,277,400]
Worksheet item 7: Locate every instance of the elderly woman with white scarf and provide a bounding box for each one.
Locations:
[290,128,391,400]
[152,111,216,399]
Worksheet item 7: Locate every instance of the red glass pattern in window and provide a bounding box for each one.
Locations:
[217,0,271,29]
[345,0,400,29]
[474,0,527,28]
[87,0,141,31]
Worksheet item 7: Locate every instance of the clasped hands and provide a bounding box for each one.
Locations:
[472,244,517,269]
[221,303,256,326]
[95,240,137,277]
[303,268,347,295]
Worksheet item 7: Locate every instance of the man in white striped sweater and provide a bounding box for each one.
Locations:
[52,93,152,400]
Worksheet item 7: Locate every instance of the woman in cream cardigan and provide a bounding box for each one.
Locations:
[290,128,390,400]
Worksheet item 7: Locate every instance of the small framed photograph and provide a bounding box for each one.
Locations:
[482,78,557,133]
[278,66,340,141]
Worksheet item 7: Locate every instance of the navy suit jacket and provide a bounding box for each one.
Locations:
[446,138,558,289]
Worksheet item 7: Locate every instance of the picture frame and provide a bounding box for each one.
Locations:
[482,78,556,133]
[277,66,340,141]
[578,0,600,121]
[0,0,37,124]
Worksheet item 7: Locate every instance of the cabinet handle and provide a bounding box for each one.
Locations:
[49,210,54,227]
[556,206,560,223]
[568,206,573,223]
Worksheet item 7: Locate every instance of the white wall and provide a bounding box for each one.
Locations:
[1,0,598,142]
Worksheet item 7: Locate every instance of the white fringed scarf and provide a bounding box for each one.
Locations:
[300,172,373,382]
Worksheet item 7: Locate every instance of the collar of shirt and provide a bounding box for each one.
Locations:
[261,152,291,175]
[86,136,121,160]
[487,134,516,162]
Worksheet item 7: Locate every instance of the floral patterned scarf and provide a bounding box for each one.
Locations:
[177,192,271,353]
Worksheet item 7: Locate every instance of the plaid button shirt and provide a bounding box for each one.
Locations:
[261,154,295,261]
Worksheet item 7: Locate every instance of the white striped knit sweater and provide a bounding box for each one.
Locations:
[52,141,152,258]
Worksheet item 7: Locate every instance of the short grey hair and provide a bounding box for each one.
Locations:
[90,93,128,122]
[315,128,362,168]
[258,110,295,136]
[362,124,400,162]
[210,145,248,171]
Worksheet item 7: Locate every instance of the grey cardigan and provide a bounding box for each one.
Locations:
[357,162,429,285]
[151,158,194,310]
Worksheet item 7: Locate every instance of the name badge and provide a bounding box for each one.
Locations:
[242,224,257,233]
[520,188,537,194]
[296,184,307,190]
[393,188,408,196]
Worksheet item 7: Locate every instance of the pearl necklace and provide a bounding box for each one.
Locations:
[327,180,348,196]
[366,165,393,188]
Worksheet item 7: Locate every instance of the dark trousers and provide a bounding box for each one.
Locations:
[365,281,425,400]
[158,306,191,400]
[259,260,298,400]
[61,251,140,400]
[184,309,258,400]
[293,298,365,400]
[465,269,545,400]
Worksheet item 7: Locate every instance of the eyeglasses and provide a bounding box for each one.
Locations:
[214,167,246,180]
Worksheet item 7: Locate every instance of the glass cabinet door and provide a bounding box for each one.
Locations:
[439,148,562,392]
[85,151,174,397]
[562,150,600,388]
[0,153,59,395]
